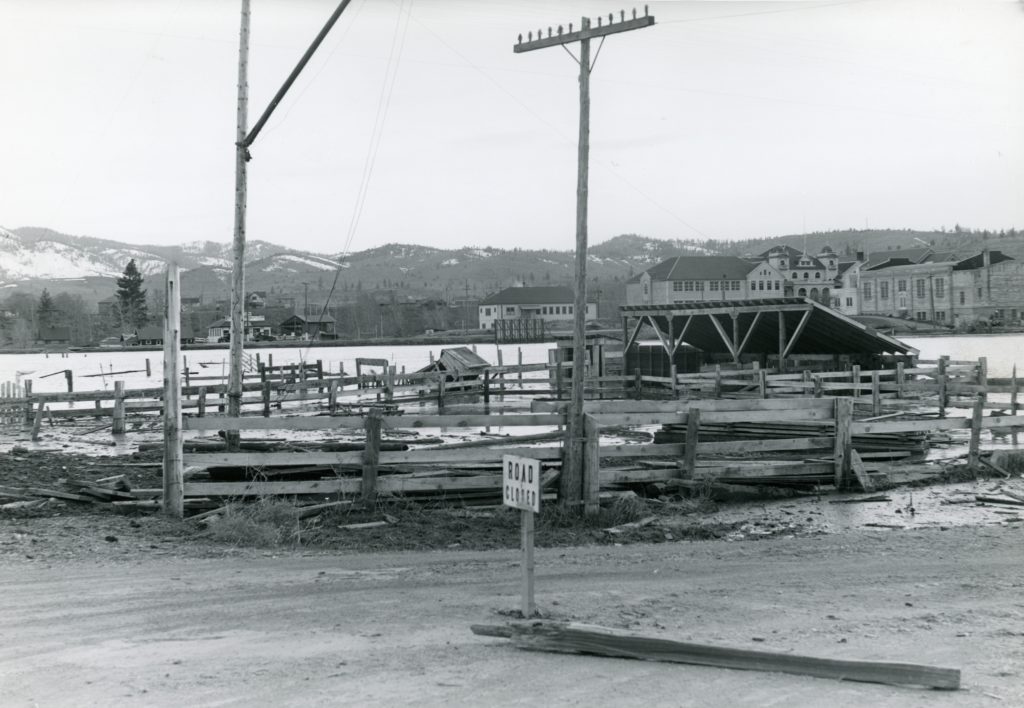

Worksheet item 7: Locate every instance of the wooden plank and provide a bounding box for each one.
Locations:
[695,436,833,455]
[183,413,564,431]
[968,396,983,470]
[469,622,960,690]
[534,398,835,415]
[184,445,564,467]
[851,418,969,435]
[781,308,813,359]
[850,449,875,492]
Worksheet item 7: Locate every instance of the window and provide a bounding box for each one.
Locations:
[758,281,764,291]
[897,279,907,292]
[774,281,780,290]
[936,311,946,321]
[916,312,927,321]
[916,280,925,298]
[815,272,821,279]
[643,283,649,296]
[846,297,853,307]
[506,307,515,314]
[541,307,547,314]
[863,283,872,301]
[672,281,684,292]
[684,281,695,292]
[880,282,889,300]
[733,281,742,291]
[568,306,573,314]
[803,272,809,279]
[696,281,705,291]
[935,278,945,298]
[710,280,719,291]
[832,297,840,307]
[791,272,797,279]
[978,287,983,298]
[484,307,491,316]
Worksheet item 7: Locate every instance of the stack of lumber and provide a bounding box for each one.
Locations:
[0,474,160,508]
[654,421,929,454]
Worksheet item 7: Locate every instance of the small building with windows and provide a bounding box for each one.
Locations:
[478,286,596,330]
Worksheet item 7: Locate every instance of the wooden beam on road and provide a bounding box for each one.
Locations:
[470,622,960,690]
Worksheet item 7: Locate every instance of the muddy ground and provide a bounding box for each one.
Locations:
[1,524,1021,707]
[2,449,1023,706]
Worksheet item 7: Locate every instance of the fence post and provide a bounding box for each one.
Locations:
[483,370,490,406]
[197,386,207,417]
[684,407,701,478]
[112,381,126,435]
[895,361,905,399]
[362,409,382,504]
[64,369,74,393]
[317,360,324,395]
[386,365,395,403]
[670,363,678,398]
[262,381,271,417]
[713,364,722,398]
[556,351,565,400]
[937,373,947,419]
[22,379,32,426]
[328,380,338,413]
[851,364,861,401]
[977,356,988,404]
[145,358,152,377]
[871,371,881,417]
[162,264,184,519]
[583,414,600,516]
[1012,364,1019,444]
[30,400,45,441]
[758,369,767,399]
[833,397,853,489]
[437,372,446,414]
[813,374,823,398]
[968,394,984,471]
[518,347,523,387]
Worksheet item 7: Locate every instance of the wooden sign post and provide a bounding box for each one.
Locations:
[503,454,541,617]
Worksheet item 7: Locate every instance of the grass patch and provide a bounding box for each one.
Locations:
[204,498,302,547]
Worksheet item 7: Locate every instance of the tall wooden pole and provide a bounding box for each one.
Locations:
[563,17,592,509]
[227,0,251,450]
[513,8,655,510]
[162,265,184,518]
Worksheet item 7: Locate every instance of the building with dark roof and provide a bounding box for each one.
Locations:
[626,255,789,306]
[859,249,1022,325]
[477,286,596,331]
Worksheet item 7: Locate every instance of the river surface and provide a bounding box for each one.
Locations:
[0,342,553,394]
[2,333,1024,393]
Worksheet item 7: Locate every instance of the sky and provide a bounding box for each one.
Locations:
[1,0,1022,255]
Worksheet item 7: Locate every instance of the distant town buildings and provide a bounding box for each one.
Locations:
[626,245,1022,327]
[477,286,597,331]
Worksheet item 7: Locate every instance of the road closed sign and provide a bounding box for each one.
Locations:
[502,454,541,513]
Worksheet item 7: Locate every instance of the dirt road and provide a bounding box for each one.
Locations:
[1,525,1021,707]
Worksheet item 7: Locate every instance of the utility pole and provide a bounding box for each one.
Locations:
[226,0,251,451]
[303,281,309,337]
[514,7,655,510]
[226,0,354,450]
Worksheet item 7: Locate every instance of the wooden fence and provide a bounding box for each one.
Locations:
[160,392,1014,516]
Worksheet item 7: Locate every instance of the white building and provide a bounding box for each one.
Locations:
[478,286,597,330]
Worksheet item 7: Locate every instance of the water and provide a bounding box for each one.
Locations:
[901,333,1024,378]
[0,342,554,395]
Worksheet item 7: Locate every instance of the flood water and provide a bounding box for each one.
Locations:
[0,342,554,395]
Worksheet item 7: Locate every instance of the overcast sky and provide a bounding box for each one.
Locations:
[1,0,1021,255]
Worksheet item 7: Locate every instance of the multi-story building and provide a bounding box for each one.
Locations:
[626,255,787,306]
[858,249,1022,326]
[478,286,597,330]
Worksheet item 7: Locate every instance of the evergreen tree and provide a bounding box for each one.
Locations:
[115,259,148,329]
[36,289,57,333]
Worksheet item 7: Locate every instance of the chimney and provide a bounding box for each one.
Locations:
[983,248,991,267]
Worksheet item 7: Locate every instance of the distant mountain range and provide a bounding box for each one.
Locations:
[2,224,1020,308]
